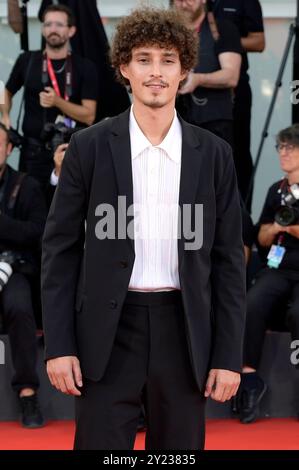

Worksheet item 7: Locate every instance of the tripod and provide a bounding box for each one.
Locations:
[20,0,30,51]
[245,6,299,207]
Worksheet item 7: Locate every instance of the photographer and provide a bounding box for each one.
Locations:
[238,124,299,424]
[0,4,98,189]
[0,123,47,428]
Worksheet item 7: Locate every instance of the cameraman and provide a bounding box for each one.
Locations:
[0,4,97,189]
[0,123,47,428]
[238,124,299,424]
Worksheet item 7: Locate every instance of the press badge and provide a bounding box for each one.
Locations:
[267,244,286,269]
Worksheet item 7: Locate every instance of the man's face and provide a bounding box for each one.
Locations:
[42,12,76,49]
[120,46,187,110]
[277,142,299,174]
[173,0,204,23]
[0,129,12,173]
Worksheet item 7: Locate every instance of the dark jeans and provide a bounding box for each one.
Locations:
[19,143,54,192]
[74,290,206,450]
[233,79,253,211]
[199,119,234,149]
[0,273,39,392]
[244,268,299,369]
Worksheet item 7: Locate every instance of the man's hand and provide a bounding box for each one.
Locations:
[54,143,68,178]
[179,72,199,95]
[47,356,82,396]
[0,114,11,129]
[204,369,240,402]
[40,87,58,108]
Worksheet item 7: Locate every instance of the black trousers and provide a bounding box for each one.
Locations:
[74,290,206,450]
[244,268,299,369]
[0,273,39,392]
[233,79,253,211]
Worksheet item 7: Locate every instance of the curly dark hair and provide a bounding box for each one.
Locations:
[111,7,198,87]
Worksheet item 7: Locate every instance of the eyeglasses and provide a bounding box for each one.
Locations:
[43,21,70,29]
[275,143,297,153]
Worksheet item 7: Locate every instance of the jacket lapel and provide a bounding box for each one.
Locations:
[108,109,134,252]
[178,118,203,267]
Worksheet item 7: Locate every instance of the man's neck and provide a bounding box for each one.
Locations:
[45,45,69,60]
[132,103,176,146]
[287,171,299,186]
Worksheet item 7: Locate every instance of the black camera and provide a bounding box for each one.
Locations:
[41,122,82,152]
[0,122,24,149]
[275,183,299,226]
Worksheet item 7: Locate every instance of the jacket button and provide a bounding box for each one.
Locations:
[110,300,117,309]
[120,261,128,269]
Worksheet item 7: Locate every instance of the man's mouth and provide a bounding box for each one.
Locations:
[145,82,168,90]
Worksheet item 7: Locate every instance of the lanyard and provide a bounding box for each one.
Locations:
[42,52,72,101]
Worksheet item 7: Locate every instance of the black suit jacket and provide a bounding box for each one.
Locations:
[0,165,47,266]
[41,109,246,391]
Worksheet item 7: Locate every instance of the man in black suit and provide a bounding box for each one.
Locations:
[42,7,246,450]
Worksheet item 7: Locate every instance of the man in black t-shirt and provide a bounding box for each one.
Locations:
[238,124,299,424]
[211,0,265,209]
[173,0,242,146]
[0,4,98,189]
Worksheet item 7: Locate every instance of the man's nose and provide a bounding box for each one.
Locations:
[150,61,162,77]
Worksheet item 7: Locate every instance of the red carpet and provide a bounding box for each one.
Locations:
[0,418,298,450]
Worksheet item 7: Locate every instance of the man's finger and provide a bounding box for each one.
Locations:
[204,371,216,397]
[64,374,81,396]
[73,360,83,388]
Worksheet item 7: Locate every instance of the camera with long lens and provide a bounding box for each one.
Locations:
[41,122,82,152]
[275,183,299,226]
[0,252,15,292]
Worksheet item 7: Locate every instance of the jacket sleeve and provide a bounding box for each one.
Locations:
[210,146,246,373]
[41,134,86,361]
[0,177,47,248]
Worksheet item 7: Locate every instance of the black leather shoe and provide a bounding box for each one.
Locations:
[239,375,267,424]
[19,394,45,428]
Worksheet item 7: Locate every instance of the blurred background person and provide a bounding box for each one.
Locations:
[211,0,265,211]
[0,123,47,428]
[0,4,98,190]
[173,0,242,147]
[239,124,299,424]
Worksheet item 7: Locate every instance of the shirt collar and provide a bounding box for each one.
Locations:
[129,106,182,164]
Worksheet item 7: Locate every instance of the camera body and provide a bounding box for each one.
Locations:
[41,122,81,152]
[275,183,299,226]
[0,122,24,149]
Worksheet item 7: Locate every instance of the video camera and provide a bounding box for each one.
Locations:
[41,122,82,152]
[275,183,299,226]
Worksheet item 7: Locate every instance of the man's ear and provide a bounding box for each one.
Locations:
[6,142,13,156]
[69,26,76,39]
[120,63,129,80]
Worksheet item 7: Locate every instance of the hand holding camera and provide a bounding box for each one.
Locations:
[54,143,68,178]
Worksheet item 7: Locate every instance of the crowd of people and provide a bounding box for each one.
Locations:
[0,0,298,451]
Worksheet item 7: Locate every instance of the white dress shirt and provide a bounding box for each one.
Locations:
[128,107,182,291]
